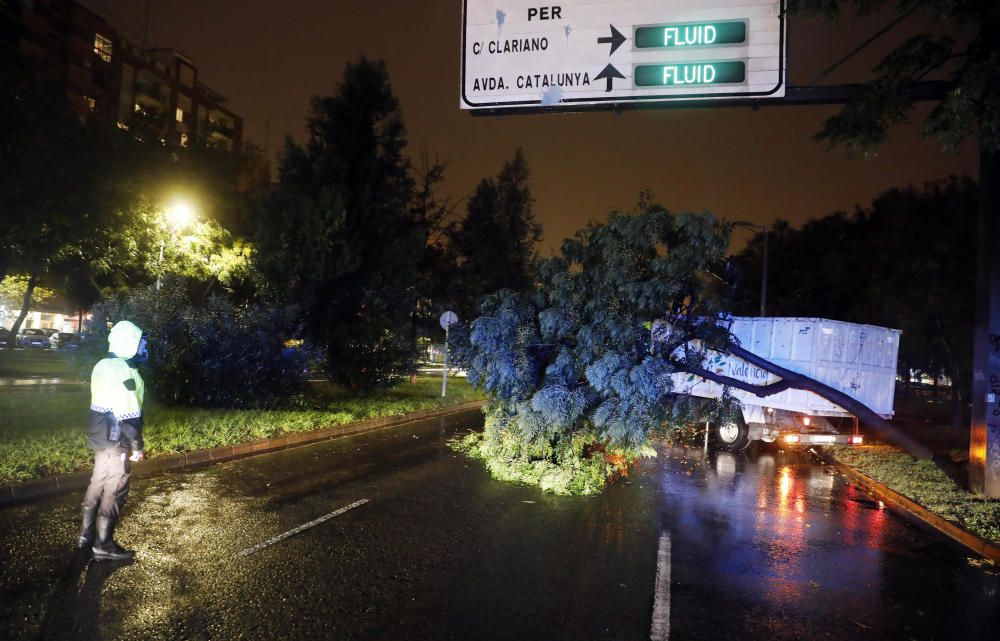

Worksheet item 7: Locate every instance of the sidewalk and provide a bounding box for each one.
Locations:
[827,407,1000,562]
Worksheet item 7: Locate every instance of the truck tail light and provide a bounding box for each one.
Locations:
[850,435,863,445]
[784,434,801,444]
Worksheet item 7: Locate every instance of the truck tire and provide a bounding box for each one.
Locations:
[715,417,750,452]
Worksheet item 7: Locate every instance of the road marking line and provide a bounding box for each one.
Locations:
[236,498,370,558]
[650,530,671,641]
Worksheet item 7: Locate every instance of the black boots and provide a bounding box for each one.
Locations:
[91,515,134,561]
[78,507,97,549]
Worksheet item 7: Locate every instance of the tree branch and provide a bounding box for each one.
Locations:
[674,343,933,459]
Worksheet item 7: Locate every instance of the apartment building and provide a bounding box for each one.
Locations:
[0,0,242,149]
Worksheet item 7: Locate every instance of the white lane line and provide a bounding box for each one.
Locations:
[650,530,672,641]
[236,498,370,558]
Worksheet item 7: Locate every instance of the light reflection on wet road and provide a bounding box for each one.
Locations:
[0,409,996,640]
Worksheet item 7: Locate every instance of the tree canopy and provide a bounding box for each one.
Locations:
[451,148,543,318]
[454,194,736,492]
[255,58,423,388]
[789,0,1000,155]
[732,177,977,424]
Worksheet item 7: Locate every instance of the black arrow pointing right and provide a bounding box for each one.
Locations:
[594,63,625,92]
[597,25,626,55]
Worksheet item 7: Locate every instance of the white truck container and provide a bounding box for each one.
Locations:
[667,317,902,450]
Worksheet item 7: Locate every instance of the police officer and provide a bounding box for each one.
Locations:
[78,320,146,561]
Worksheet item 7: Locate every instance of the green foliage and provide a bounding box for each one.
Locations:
[255,58,422,389]
[832,444,1000,543]
[449,422,636,496]
[450,148,543,319]
[408,153,464,349]
[0,54,131,327]
[0,274,54,310]
[789,0,1000,154]
[82,281,311,408]
[1,51,259,316]
[456,194,737,494]
[146,217,252,290]
[731,177,976,405]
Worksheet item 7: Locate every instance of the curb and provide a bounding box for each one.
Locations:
[0,400,485,509]
[825,455,1000,563]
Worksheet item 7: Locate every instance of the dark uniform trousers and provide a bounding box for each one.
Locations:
[82,447,131,520]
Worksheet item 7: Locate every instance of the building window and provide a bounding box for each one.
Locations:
[176,94,192,125]
[83,95,96,111]
[179,133,189,147]
[93,33,113,63]
[179,63,195,88]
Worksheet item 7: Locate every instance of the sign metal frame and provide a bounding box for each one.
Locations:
[460,0,787,112]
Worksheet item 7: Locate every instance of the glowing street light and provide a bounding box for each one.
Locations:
[165,200,195,230]
[157,198,197,290]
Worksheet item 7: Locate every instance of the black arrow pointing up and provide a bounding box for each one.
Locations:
[594,64,625,92]
[597,25,626,55]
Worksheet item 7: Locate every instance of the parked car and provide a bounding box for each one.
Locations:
[0,328,11,347]
[49,332,80,349]
[17,328,50,348]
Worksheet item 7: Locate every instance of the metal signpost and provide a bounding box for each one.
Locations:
[461,0,786,112]
[440,311,459,397]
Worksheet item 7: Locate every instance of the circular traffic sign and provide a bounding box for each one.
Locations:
[440,311,458,330]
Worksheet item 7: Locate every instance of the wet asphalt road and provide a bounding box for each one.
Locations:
[1,409,998,641]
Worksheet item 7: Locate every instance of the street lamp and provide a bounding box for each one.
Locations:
[732,220,769,317]
[156,199,197,290]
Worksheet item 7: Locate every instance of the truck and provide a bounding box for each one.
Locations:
[662,317,902,452]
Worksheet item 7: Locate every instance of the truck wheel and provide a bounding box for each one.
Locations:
[715,418,750,452]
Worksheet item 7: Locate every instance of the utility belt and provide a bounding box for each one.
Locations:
[89,405,141,444]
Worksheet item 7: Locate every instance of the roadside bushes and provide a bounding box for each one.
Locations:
[81,280,313,408]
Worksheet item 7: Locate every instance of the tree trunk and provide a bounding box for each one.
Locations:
[8,273,39,338]
[201,279,216,305]
[951,381,963,430]
[0,249,9,287]
[409,308,419,384]
[684,342,934,459]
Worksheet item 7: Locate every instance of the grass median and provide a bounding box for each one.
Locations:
[0,349,76,378]
[0,376,483,485]
[830,444,1000,544]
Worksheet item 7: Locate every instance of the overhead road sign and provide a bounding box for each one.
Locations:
[461,0,786,113]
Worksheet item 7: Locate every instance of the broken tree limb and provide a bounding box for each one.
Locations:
[676,342,932,460]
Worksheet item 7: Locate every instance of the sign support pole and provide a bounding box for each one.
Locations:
[970,146,1000,497]
[441,325,449,398]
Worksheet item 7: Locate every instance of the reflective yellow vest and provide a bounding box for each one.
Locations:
[90,321,145,421]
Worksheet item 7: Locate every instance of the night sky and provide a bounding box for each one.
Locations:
[82,0,977,252]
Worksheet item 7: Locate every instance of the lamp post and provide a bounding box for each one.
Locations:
[439,311,458,397]
[732,221,769,317]
[156,200,196,290]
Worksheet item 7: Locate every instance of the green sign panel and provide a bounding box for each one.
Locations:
[634,21,747,49]
[634,61,746,87]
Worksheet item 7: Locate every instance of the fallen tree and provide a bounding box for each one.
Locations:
[455,198,929,496]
